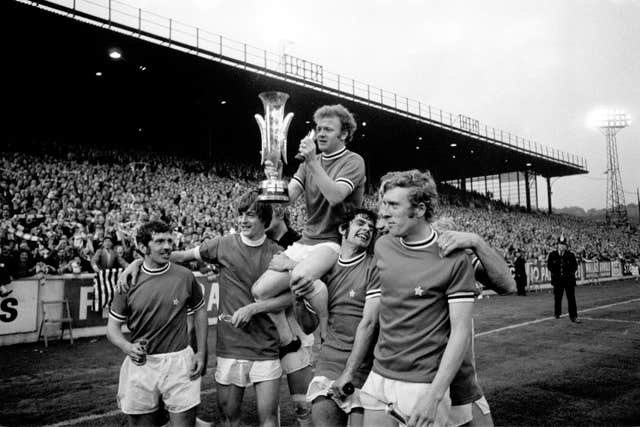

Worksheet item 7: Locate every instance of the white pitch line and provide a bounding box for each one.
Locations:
[475,297,640,338]
[46,297,640,426]
[45,388,217,427]
[579,316,640,325]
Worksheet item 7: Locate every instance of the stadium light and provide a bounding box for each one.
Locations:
[586,108,631,129]
[95,71,102,77]
[220,100,227,105]
[526,162,532,167]
[108,47,123,60]
[362,121,367,127]
[450,143,457,147]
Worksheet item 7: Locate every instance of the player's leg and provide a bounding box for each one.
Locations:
[303,280,329,341]
[348,407,365,427]
[290,245,339,289]
[254,378,281,427]
[286,366,314,426]
[312,396,348,427]
[253,270,296,345]
[168,407,197,427]
[363,409,397,427]
[216,383,245,427]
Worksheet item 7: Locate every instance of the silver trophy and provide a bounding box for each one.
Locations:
[254,91,294,202]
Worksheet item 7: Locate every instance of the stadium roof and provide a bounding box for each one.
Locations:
[4,0,589,183]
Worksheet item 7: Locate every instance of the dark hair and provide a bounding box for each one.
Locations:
[136,220,171,247]
[339,208,378,249]
[313,104,357,142]
[235,190,272,228]
[379,169,438,222]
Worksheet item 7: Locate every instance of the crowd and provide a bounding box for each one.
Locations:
[1,146,639,280]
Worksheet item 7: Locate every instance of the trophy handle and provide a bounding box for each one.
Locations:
[254,114,267,164]
[281,112,294,165]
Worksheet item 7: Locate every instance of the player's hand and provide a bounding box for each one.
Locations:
[437,231,480,257]
[296,130,316,162]
[331,373,354,400]
[116,259,143,294]
[231,304,256,328]
[290,269,316,297]
[125,341,146,363]
[407,388,442,427]
[190,351,206,380]
[269,252,295,272]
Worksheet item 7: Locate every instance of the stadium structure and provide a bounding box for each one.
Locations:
[4,0,588,213]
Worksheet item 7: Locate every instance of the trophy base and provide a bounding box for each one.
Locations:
[258,179,289,203]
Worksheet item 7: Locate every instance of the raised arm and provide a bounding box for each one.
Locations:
[331,296,380,397]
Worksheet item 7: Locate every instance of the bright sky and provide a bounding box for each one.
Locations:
[131,0,640,210]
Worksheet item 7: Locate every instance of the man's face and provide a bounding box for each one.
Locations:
[343,214,375,249]
[315,116,346,154]
[237,208,265,241]
[558,243,567,253]
[103,238,113,250]
[145,232,174,266]
[115,245,124,257]
[379,186,421,238]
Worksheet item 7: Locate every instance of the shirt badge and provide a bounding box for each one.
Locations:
[414,286,424,297]
[173,299,179,306]
[349,290,356,298]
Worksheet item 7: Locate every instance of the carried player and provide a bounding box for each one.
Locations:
[106,220,207,427]
[361,170,476,427]
[293,208,380,427]
[252,104,366,347]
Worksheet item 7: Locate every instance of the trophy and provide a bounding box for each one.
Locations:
[254,91,294,202]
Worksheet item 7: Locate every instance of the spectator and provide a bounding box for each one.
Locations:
[91,236,129,272]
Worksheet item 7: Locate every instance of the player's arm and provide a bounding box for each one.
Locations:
[439,231,515,295]
[287,180,303,203]
[408,300,474,427]
[331,296,380,398]
[231,292,295,328]
[106,317,145,362]
[305,159,352,206]
[191,303,208,380]
[292,297,320,334]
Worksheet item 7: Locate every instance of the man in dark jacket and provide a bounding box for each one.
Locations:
[514,250,527,296]
[547,236,580,323]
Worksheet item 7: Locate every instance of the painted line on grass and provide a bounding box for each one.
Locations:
[476,297,640,338]
[579,316,640,325]
[46,388,217,426]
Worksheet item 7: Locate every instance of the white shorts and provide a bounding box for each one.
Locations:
[361,371,452,426]
[283,241,340,263]
[281,345,313,374]
[117,346,200,415]
[450,396,491,427]
[306,376,363,413]
[215,357,282,387]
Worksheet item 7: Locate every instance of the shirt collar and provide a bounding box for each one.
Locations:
[400,229,438,250]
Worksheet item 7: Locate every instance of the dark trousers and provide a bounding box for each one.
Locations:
[516,275,527,295]
[553,283,577,319]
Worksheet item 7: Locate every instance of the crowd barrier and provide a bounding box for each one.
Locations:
[525,259,638,286]
[0,272,219,346]
[1,260,638,346]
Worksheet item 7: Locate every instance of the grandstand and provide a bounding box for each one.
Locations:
[2,1,640,426]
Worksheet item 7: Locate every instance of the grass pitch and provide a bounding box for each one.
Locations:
[2,279,639,426]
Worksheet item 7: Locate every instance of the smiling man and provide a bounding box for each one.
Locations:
[361,170,476,427]
[292,208,380,427]
[107,220,207,427]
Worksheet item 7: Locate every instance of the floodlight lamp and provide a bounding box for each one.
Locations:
[108,47,123,60]
[586,108,630,129]
[450,143,457,147]
[526,162,532,167]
